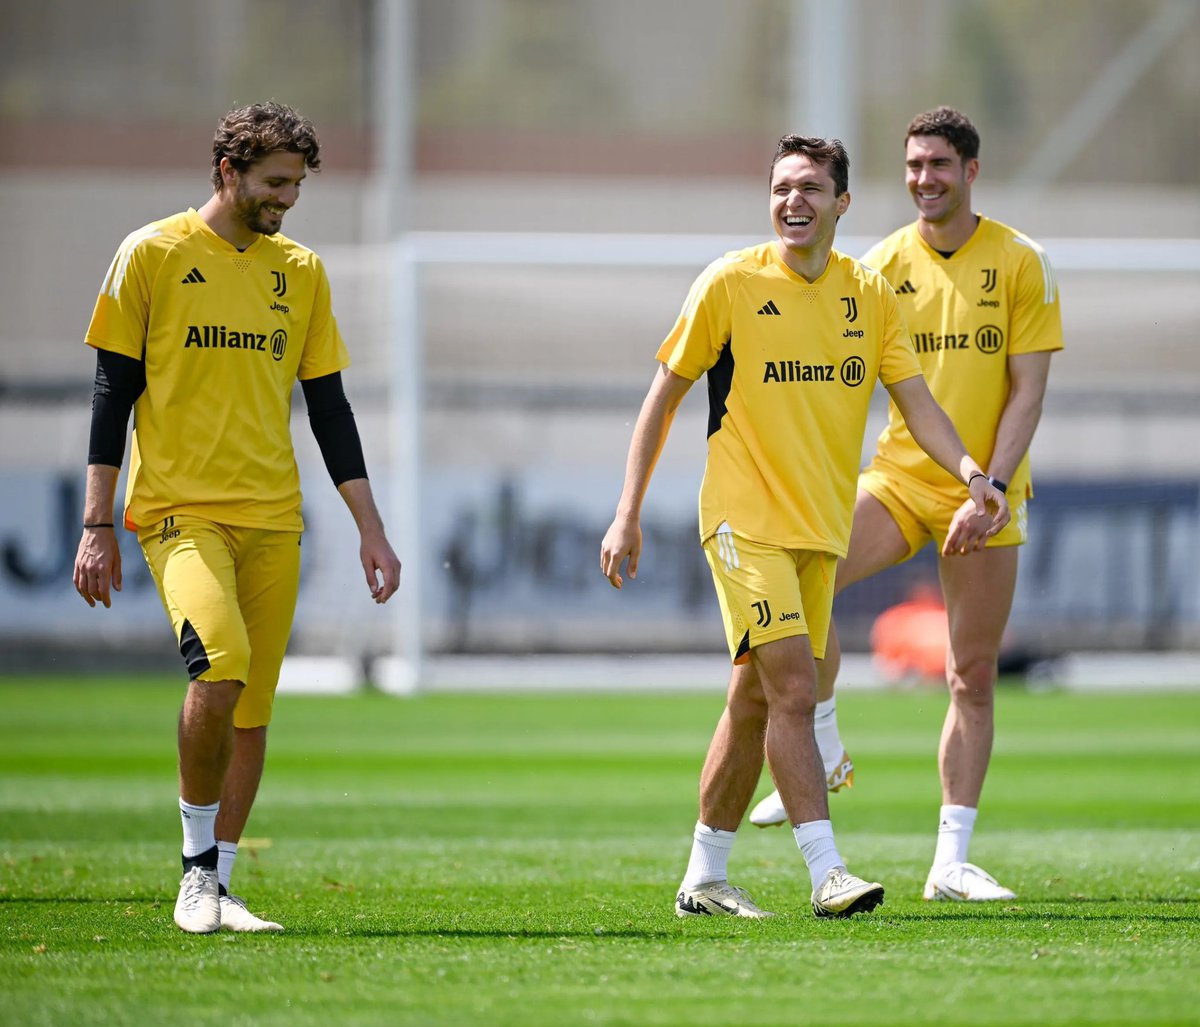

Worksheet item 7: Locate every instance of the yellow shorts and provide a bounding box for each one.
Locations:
[139,516,301,728]
[702,531,836,664]
[859,465,1028,561]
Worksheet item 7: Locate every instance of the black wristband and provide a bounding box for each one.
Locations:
[83,522,114,529]
[966,471,988,488]
[988,476,1008,494]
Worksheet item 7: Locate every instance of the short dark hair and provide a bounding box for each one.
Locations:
[210,101,321,190]
[905,106,980,162]
[770,135,850,196]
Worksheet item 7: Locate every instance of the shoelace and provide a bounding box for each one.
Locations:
[179,870,214,909]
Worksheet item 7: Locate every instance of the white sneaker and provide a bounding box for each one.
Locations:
[675,881,775,918]
[748,752,856,828]
[220,894,284,932]
[173,866,221,934]
[923,861,1016,902]
[811,866,885,918]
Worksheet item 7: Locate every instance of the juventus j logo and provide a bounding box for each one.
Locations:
[752,600,772,627]
[841,296,858,322]
[981,268,997,293]
[272,271,288,297]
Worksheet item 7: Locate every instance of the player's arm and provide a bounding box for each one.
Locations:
[300,372,401,604]
[600,364,693,589]
[984,350,1053,488]
[73,349,144,608]
[885,374,1010,544]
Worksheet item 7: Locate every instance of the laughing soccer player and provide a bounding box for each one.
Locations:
[601,134,1009,919]
[749,107,1063,903]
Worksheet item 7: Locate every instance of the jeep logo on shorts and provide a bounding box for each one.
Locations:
[840,355,866,387]
[271,329,287,361]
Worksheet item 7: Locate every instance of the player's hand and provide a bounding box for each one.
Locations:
[360,530,401,604]
[73,526,122,608]
[942,480,1009,556]
[600,515,641,589]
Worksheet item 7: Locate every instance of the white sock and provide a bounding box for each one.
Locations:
[814,698,844,775]
[793,819,843,891]
[680,822,737,888]
[217,840,239,892]
[932,804,978,868]
[179,798,219,859]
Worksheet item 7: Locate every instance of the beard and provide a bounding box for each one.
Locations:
[232,185,283,236]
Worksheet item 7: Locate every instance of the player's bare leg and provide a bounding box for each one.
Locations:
[178,679,242,803]
[751,494,908,827]
[174,678,242,933]
[697,667,769,831]
[818,491,912,701]
[216,726,267,841]
[923,544,1018,901]
[751,635,826,825]
[753,635,883,916]
[209,726,284,931]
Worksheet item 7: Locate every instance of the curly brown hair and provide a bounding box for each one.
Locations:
[905,107,980,162]
[210,101,321,190]
[770,135,850,196]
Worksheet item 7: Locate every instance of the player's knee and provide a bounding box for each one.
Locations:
[726,681,769,726]
[761,676,817,722]
[947,657,997,706]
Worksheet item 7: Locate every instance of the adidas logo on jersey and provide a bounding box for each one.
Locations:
[181,267,207,284]
[756,300,781,316]
[896,279,917,294]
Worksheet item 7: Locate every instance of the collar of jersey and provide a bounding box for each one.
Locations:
[186,208,268,255]
[770,242,840,286]
[913,213,990,263]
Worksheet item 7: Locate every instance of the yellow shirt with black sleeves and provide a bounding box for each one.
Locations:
[85,208,350,533]
[657,242,923,557]
[861,215,1063,503]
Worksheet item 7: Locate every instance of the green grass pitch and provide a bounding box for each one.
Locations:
[2,676,1197,1026]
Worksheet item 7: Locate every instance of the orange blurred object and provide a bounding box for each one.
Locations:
[869,584,949,683]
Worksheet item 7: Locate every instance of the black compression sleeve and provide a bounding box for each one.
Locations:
[300,372,368,486]
[89,349,146,466]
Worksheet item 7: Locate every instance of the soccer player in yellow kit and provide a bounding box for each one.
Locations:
[600,135,1009,919]
[71,102,402,934]
[749,108,1063,902]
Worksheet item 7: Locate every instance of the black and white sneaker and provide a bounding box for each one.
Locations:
[675,882,775,918]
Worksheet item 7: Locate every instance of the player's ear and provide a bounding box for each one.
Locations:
[218,157,239,191]
[836,191,851,217]
[964,158,979,186]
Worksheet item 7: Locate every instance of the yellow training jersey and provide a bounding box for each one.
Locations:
[861,215,1063,503]
[658,242,923,556]
[85,208,350,532]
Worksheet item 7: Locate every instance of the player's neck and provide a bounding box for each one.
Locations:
[196,194,259,251]
[917,209,979,255]
[775,239,834,283]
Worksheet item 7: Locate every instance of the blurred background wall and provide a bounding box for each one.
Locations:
[1,0,1198,676]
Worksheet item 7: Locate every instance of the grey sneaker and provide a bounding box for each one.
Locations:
[173,866,221,934]
[675,881,775,918]
[220,894,284,932]
[811,866,885,918]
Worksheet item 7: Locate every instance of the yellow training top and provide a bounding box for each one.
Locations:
[85,208,350,532]
[658,242,922,556]
[861,215,1063,502]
